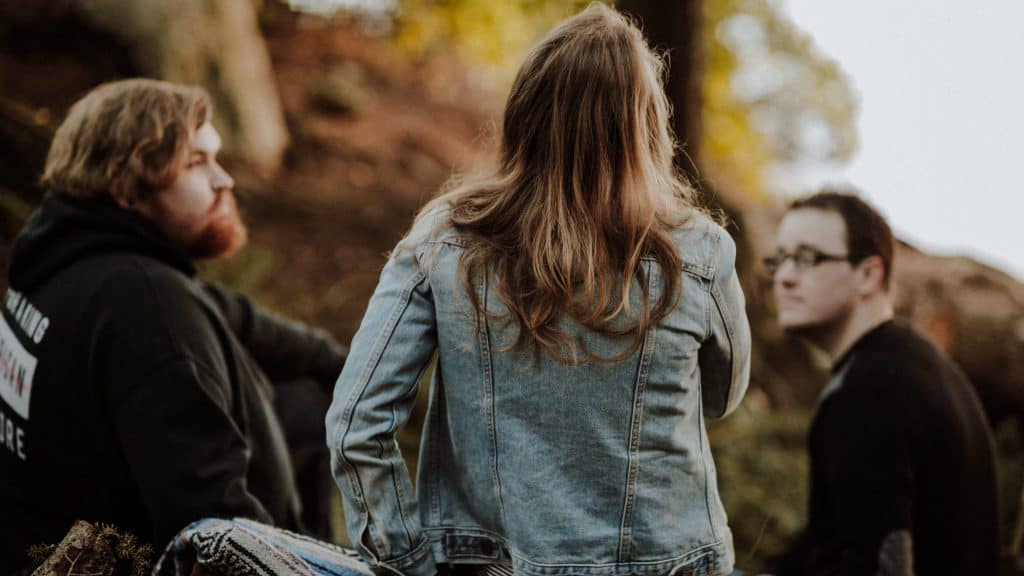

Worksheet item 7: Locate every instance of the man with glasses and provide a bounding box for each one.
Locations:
[763,190,998,575]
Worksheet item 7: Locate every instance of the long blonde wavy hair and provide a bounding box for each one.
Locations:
[419,2,699,364]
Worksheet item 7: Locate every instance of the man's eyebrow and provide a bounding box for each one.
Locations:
[188,148,221,160]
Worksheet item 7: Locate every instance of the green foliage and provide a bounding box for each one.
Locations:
[995,420,1024,558]
[388,0,858,196]
[701,0,774,198]
[391,0,595,95]
[708,406,810,570]
[702,0,858,196]
[394,0,591,64]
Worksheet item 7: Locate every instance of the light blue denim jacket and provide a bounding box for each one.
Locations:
[327,208,751,576]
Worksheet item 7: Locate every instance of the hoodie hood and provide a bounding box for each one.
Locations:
[8,190,196,292]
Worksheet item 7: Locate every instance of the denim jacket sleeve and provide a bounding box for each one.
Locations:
[326,226,439,576]
[699,228,751,419]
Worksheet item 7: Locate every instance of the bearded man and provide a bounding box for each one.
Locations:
[0,79,344,573]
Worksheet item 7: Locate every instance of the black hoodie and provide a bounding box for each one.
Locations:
[0,191,344,573]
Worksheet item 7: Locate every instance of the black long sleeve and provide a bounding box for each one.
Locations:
[204,282,346,388]
[771,321,998,576]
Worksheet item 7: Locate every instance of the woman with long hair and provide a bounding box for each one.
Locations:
[327,4,751,576]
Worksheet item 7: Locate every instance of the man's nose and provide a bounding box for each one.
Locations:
[773,259,799,289]
[213,163,234,191]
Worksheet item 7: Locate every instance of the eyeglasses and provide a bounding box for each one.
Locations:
[762,246,850,276]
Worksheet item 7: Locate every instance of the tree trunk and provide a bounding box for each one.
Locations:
[72,0,289,174]
[617,0,704,183]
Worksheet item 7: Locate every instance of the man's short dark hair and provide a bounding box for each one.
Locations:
[788,188,895,288]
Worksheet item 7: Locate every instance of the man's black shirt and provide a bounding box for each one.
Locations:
[773,320,998,575]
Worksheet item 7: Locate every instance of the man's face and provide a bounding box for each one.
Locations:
[771,208,858,336]
[138,122,247,259]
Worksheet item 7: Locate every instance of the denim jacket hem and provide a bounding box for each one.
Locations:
[423,526,729,576]
[376,537,437,576]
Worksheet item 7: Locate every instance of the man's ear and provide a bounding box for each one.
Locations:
[856,255,886,296]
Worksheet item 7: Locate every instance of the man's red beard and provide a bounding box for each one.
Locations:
[185,190,248,260]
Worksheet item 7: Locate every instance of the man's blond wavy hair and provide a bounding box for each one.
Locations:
[41,78,210,205]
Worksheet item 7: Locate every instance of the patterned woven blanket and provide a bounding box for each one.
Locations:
[153,518,374,576]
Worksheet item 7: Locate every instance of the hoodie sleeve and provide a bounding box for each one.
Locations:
[92,263,274,547]
[202,282,347,389]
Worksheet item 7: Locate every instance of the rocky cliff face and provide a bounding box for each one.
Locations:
[893,242,1024,425]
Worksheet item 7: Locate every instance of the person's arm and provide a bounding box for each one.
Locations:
[326,227,438,576]
[203,282,346,388]
[699,227,752,418]
[95,267,275,548]
[112,358,275,545]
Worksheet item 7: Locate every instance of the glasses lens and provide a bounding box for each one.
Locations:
[794,248,820,268]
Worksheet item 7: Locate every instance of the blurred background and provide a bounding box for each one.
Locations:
[1,0,1021,572]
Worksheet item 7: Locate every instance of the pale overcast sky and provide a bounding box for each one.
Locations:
[783,0,1024,281]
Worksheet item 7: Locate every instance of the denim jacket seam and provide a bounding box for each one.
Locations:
[698,396,718,542]
[333,263,428,560]
[427,375,443,526]
[702,276,712,344]
[616,261,659,562]
[642,252,713,281]
[707,230,734,334]
[421,527,722,572]
[476,276,509,530]
[423,525,508,540]
[709,226,722,274]
[707,242,738,416]
[507,540,723,574]
[378,536,433,570]
[417,239,453,276]
[709,283,734,340]
[389,445,418,549]
[342,457,385,557]
[426,526,713,567]
[425,237,467,249]
[701,237,731,540]
[387,358,435,549]
[700,231,721,344]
